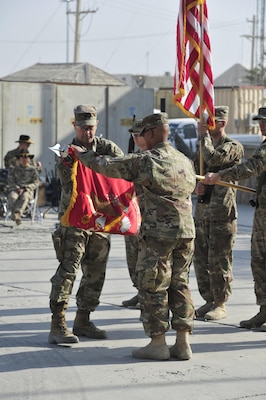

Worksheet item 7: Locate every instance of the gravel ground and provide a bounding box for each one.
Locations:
[0,209,58,251]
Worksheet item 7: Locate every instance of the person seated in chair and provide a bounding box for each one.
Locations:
[4,135,42,173]
[7,150,40,225]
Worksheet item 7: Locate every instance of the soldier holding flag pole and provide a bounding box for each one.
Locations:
[193,107,244,319]
[203,107,266,331]
[173,0,244,321]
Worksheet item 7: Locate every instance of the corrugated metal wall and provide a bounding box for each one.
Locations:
[214,86,266,134]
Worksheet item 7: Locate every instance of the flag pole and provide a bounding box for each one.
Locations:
[199,2,205,176]
[196,175,256,194]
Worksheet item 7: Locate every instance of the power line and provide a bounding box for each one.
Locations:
[0,32,173,45]
[10,3,62,73]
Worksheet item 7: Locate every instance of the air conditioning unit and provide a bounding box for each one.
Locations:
[246,113,259,127]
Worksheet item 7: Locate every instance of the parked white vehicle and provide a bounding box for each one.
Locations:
[168,118,198,158]
[228,133,264,149]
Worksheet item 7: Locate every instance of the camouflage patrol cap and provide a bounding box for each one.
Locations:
[140,112,168,135]
[215,106,229,121]
[128,118,143,133]
[74,104,97,126]
[253,107,266,120]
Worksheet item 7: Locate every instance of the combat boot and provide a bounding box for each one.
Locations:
[12,211,21,225]
[73,310,107,339]
[49,312,79,344]
[195,302,214,318]
[122,294,139,308]
[239,306,266,329]
[132,334,170,361]
[169,330,192,360]
[204,303,227,320]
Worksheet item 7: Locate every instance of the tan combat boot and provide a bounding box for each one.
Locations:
[204,303,227,320]
[49,312,79,344]
[169,330,192,360]
[195,302,214,318]
[73,310,107,339]
[132,334,170,361]
[239,306,266,329]
[12,211,21,225]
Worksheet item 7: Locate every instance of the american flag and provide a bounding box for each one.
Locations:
[173,0,215,129]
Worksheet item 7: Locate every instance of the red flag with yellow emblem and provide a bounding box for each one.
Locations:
[61,159,141,235]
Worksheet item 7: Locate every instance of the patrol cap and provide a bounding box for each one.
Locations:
[16,150,34,159]
[253,107,266,120]
[140,112,168,136]
[15,135,34,144]
[74,104,97,126]
[214,106,229,121]
[128,118,143,133]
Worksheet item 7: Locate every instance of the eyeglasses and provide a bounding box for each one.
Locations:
[79,125,94,131]
[131,132,141,138]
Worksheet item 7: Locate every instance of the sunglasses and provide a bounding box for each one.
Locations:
[141,127,156,136]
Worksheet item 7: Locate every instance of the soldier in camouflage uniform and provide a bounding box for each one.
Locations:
[204,106,266,332]
[193,106,244,321]
[7,150,40,225]
[122,118,145,309]
[48,104,124,345]
[4,135,42,173]
[72,112,196,361]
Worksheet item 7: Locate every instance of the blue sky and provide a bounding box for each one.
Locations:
[0,0,257,79]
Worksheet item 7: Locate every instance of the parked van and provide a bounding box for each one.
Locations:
[168,118,198,159]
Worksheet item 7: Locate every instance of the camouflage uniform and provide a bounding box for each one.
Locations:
[124,234,139,288]
[194,134,244,305]
[49,136,124,313]
[7,164,39,216]
[218,138,266,306]
[79,141,196,337]
[124,119,144,297]
[124,184,144,289]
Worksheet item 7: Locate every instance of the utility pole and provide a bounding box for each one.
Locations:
[241,0,266,84]
[251,15,256,70]
[244,15,257,70]
[70,0,98,63]
[74,0,81,63]
[62,0,75,63]
[259,0,265,83]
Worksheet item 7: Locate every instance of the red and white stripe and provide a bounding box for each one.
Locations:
[173,0,215,128]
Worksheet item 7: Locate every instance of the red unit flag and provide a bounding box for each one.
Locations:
[61,160,141,235]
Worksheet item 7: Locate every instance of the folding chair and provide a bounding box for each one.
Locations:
[30,184,40,224]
